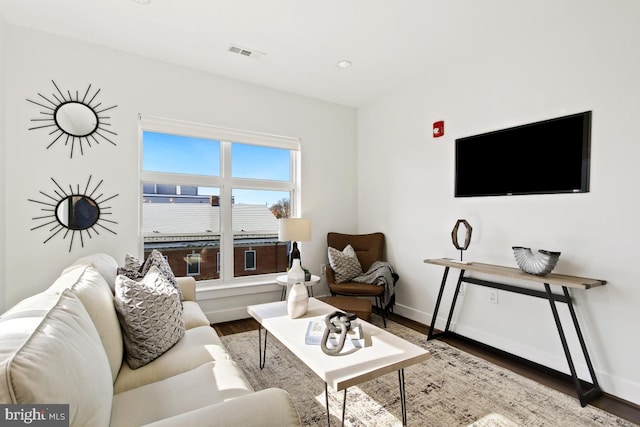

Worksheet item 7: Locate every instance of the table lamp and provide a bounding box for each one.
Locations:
[278,218,311,281]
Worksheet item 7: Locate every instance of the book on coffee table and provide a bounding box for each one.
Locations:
[304,318,364,349]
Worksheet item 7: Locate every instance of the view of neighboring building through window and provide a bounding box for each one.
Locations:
[139,117,300,284]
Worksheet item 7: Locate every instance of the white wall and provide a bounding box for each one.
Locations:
[2,25,357,315]
[0,16,6,312]
[357,1,640,404]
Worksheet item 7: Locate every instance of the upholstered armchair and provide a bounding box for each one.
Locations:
[326,232,398,327]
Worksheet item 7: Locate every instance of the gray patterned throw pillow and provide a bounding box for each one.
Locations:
[114,266,185,369]
[124,253,144,271]
[140,249,183,301]
[328,244,363,283]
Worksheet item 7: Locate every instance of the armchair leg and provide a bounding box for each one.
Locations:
[376,296,387,328]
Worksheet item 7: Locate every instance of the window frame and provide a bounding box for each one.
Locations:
[139,115,301,287]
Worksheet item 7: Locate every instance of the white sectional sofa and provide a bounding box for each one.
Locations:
[0,253,301,427]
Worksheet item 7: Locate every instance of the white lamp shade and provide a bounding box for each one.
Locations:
[278,218,311,242]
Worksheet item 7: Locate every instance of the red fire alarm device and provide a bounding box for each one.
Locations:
[433,121,445,138]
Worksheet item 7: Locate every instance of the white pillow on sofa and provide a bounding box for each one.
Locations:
[0,290,113,427]
[48,263,123,382]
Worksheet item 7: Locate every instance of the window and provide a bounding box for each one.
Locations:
[244,250,256,270]
[139,116,300,285]
[186,253,201,276]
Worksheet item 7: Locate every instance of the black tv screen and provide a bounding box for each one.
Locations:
[455,111,592,197]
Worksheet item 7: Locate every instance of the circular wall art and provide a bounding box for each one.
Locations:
[27,80,118,158]
[28,175,119,252]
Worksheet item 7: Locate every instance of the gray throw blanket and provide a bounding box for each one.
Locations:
[352,261,396,308]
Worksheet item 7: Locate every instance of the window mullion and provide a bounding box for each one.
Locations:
[220,141,234,283]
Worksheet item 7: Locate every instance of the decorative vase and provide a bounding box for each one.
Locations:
[287,258,308,318]
[512,246,561,276]
[287,257,305,282]
[287,281,309,318]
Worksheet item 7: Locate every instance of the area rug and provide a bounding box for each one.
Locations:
[220,316,636,427]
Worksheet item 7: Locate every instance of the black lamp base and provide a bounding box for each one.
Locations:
[288,241,301,268]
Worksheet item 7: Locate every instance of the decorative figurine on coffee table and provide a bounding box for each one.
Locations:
[451,219,473,261]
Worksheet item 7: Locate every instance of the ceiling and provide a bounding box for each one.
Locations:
[0,0,491,108]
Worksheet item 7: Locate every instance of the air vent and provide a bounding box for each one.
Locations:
[228,44,265,59]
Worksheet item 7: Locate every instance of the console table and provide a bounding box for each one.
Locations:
[424,258,606,406]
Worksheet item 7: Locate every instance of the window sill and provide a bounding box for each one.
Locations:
[195,275,283,299]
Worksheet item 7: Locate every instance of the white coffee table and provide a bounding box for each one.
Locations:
[247,298,430,426]
[276,274,321,300]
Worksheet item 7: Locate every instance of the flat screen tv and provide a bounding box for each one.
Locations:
[454,111,592,197]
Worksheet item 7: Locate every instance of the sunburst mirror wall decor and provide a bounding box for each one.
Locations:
[27,80,118,158]
[28,176,119,252]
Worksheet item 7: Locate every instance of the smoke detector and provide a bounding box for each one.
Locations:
[228,44,265,59]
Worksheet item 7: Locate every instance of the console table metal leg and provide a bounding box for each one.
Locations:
[544,284,601,406]
[444,270,465,334]
[398,368,407,426]
[428,267,465,340]
[428,267,450,339]
[258,326,268,370]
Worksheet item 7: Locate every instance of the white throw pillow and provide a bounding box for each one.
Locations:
[0,290,113,427]
[328,244,363,283]
[48,263,123,383]
[115,266,185,369]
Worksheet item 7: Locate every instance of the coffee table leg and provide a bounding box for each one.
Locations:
[325,383,330,426]
[258,326,268,370]
[323,383,348,427]
[398,369,407,426]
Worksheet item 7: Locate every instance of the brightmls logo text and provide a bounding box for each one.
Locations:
[0,405,68,427]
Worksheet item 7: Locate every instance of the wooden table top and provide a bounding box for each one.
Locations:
[424,258,606,290]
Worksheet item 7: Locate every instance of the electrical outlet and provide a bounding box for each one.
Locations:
[488,289,498,304]
[320,264,326,274]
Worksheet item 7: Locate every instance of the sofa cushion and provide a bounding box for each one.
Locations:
[141,249,183,301]
[48,263,124,382]
[0,290,113,427]
[66,252,119,292]
[141,388,301,427]
[182,301,210,329]
[115,267,185,369]
[328,244,363,283]
[114,325,229,393]
[111,361,253,427]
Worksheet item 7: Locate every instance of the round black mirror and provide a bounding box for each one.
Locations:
[27,80,117,158]
[56,195,100,230]
[55,102,99,137]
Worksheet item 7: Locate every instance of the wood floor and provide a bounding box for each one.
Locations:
[213,310,640,425]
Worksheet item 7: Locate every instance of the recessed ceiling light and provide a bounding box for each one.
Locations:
[133,0,150,4]
[337,60,352,69]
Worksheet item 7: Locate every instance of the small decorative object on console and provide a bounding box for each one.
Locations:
[513,246,561,276]
[451,219,473,261]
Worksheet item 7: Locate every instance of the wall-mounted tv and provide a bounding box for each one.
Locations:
[454,111,592,197]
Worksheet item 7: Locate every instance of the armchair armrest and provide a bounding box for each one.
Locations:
[176,276,197,302]
[141,388,301,427]
[325,266,337,286]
